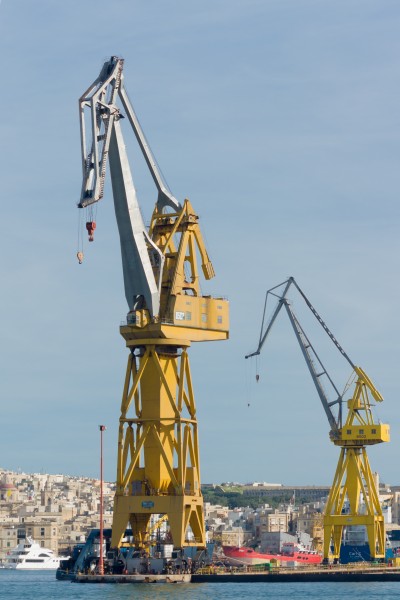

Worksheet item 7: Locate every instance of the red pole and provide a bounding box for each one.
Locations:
[99,425,106,575]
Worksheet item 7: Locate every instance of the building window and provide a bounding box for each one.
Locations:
[40,528,45,537]
[217,316,222,324]
[372,429,376,434]
[185,312,192,320]
[201,314,207,322]
[359,429,364,434]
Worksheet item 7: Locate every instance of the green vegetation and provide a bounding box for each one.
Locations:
[201,486,294,509]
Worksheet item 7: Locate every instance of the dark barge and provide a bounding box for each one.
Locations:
[71,565,400,584]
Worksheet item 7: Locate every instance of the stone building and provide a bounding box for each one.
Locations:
[0,526,18,557]
[0,474,19,503]
[18,520,59,554]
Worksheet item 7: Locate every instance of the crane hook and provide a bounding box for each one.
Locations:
[86,221,96,242]
[256,374,260,383]
[77,251,84,264]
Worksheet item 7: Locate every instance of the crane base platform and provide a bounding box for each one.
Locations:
[71,565,400,584]
[74,572,191,583]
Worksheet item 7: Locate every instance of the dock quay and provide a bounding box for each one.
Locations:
[73,564,400,584]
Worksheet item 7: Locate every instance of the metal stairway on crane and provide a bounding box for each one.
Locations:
[77,56,229,551]
[246,277,389,562]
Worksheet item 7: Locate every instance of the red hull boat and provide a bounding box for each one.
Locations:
[223,542,322,566]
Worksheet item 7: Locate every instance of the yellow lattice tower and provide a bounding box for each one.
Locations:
[323,367,389,562]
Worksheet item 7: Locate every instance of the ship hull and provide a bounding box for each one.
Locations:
[223,546,322,566]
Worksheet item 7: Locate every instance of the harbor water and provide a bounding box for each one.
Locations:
[1,570,400,600]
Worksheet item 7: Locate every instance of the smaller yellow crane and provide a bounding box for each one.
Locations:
[246,277,389,563]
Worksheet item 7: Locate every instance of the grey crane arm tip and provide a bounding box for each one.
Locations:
[245,351,260,359]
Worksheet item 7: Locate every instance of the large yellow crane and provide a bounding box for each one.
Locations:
[77,57,229,551]
[246,277,389,563]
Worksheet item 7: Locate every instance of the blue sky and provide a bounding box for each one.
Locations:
[0,0,399,487]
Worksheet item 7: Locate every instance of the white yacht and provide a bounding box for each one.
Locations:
[3,537,66,570]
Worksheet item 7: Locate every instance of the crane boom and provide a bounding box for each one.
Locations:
[246,277,343,433]
[77,56,184,317]
[118,84,179,211]
[78,56,180,211]
[245,277,293,360]
[282,301,342,435]
[246,277,354,369]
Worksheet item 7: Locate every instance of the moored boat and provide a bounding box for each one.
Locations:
[223,542,322,566]
[4,537,68,570]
